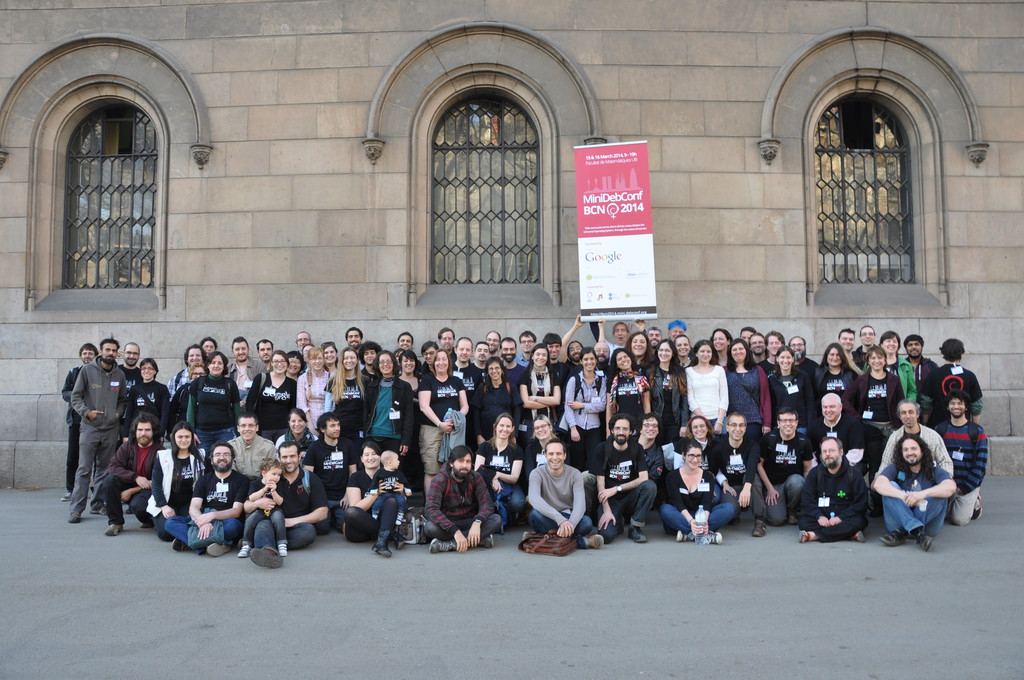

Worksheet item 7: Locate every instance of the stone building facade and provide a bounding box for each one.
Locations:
[1,1,1021,485]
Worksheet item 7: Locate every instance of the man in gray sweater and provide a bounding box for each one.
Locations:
[526,439,603,549]
[69,337,128,523]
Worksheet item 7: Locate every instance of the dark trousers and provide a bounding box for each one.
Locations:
[101,476,151,526]
[344,496,400,542]
[424,513,503,542]
[568,427,604,473]
[66,422,81,492]
[153,503,191,541]
[597,480,657,544]
[254,520,316,550]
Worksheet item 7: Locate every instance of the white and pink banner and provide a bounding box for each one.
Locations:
[574,141,657,321]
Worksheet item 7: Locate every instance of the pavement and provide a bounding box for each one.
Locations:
[2,478,1022,679]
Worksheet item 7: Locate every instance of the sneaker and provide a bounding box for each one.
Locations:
[675,530,685,542]
[89,506,106,516]
[522,530,534,542]
[390,533,405,551]
[786,511,799,525]
[277,543,288,557]
[916,532,933,552]
[429,538,455,554]
[972,493,983,521]
[68,512,82,524]
[138,520,154,529]
[206,542,231,557]
[751,519,766,537]
[249,546,283,569]
[586,534,604,549]
[479,535,494,549]
[61,492,72,502]
[628,526,648,544]
[850,531,866,543]
[237,545,252,559]
[709,531,723,545]
[880,529,908,547]
[171,538,187,552]
[104,524,123,536]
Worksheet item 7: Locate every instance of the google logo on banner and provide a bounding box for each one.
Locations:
[585,251,624,263]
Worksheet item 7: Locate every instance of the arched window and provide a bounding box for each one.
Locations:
[431,97,539,285]
[64,105,157,289]
[815,100,913,284]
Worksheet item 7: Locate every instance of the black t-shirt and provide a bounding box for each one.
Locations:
[276,469,328,519]
[664,467,718,514]
[328,376,365,435]
[304,436,358,500]
[475,441,524,476]
[370,467,409,493]
[191,375,240,431]
[759,432,813,485]
[594,440,646,483]
[864,376,889,423]
[245,375,297,430]
[419,374,466,423]
[472,382,522,439]
[166,456,199,508]
[347,469,374,499]
[192,470,249,512]
[452,364,483,399]
[807,415,865,463]
[707,437,760,486]
[610,373,645,418]
[922,364,983,426]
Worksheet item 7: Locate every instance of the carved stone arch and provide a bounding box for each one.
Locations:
[365,22,603,310]
[759,27,985,306]
[0,34,211,311]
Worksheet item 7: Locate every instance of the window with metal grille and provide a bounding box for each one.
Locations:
[64,105,157,289]
[431,98,539,284]
[815,100,913,284]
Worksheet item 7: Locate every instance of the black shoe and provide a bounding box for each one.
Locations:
[916,532,933,552]
[879,529,908,547]
[372,531,393,558]
[628,526,648,544]
[139,520,154,529]
[171,538,187,552]
[389,532,405,551]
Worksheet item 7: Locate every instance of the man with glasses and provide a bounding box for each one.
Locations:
[753,407,813,535]
[708,412,761,523]
[228,412,276,479]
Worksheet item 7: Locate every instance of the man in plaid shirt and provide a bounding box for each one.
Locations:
[424,445,502,553]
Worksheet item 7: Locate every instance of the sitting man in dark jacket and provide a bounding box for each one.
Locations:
[101,412,161,536]
[423,445,502,553]
[798,436,868,543]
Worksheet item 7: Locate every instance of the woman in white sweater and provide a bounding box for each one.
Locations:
[685,339,729,436]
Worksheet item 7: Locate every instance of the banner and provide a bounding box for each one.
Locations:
[574,141,657,321]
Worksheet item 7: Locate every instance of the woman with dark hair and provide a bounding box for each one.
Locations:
[563,347,607,472]
[148,421,205,542]
[321,341,339,376]
[397,349,420,392]
[879,330,918,403]
[418,341,439,379]
[626,331,654,372]
[359,341,382,379]
[472,356,522,444]
[122,357,171,440]
[343,441,406,555]
[605,348,651,435]
[284,350,305,381]
[245,349,297,442]
[274,408,317,456]
[650,339,689,445]
[325,347,365,444]
[685,340,728,435]
[518,344,562,446]
[659,440,735,544]
[711,328,733,368]
[671,414,715,471]
[814,342,860,401]
[187,351,241,447]
[725,338,772,442]
[674,334,692,368]
[767,346,814,431]
[363,350,415,456]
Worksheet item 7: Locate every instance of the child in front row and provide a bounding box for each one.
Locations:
[370,450,412,523]
[238,457,287,558]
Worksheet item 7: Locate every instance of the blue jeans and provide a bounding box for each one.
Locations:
[882,482,948,537]
[372,493,408,520]
[492,482,527,529]
[196,427,237,452]
[597,480,657,544]
[529,509,597,548]
[314,499,346,535]
[658,502,736,535]
[165,515,242,554]
[254,519,317,550]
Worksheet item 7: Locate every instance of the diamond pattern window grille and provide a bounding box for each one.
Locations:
[815,101,913,284]
[431,98,539,284]
[64,106,157,289]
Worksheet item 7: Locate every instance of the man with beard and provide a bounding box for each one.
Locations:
[749,333,767,364]
[789,336,819,377]
[485,330,501,357]
[424,445,501,553]
[246,441,328,567]
[101,413,161,536]
[902,334,938,398]
[874,433,956,551]
[165,442,247,555]
[594,340,611,373]
[120,343,143,393]
[473,340,490,370]
[879,400,953,475]
[798,437,868,543]
[229,336,262,402]
[594,413,656,544]
[256,339,274,368]
[500,337,525,385]
[934,391,987,525]
[69,338,128,523]
[61,342,97,502]
[453,337,483,446]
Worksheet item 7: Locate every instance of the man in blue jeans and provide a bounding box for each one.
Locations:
[527,439,603,549]
[245,441,327,568]
[874,433,956,552]
[164,442,246,555]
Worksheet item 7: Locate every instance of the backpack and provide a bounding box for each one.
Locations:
[932,421,981,450]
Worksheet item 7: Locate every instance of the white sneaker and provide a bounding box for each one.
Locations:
[237,545,251,558]
[710,532,723,545]
[676,530,685,542]
[277,543,288,557]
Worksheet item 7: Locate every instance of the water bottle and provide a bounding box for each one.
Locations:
[912,479,928,512]
[694,505,710,546]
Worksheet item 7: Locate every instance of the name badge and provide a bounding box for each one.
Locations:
[389,409,400,420]
[330,451,344,462]
[518,423,529,432]
[818,496,831,508]
[453,371,464,379]
[697,482,710,492]
[536,454,546,467]
[862,410,874,420]
[951,365,964,375]
[110,381,120,387]
[729,454,743,467]
[951,451,965,461]
[596,370,605,377]
[215,482,229,494]
[244,379,253,389]
[786,384,799,394]
[827,431,838,438]
[775,443,789,454]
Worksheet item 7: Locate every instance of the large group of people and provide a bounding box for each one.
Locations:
[60,317,988,565]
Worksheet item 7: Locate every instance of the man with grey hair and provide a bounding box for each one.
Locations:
[879,399,953,475]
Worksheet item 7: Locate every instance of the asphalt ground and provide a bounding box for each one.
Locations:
[2,478,1022,679]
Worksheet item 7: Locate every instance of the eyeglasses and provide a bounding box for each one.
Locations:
[684,454,703,460]
[642,423,659,429]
